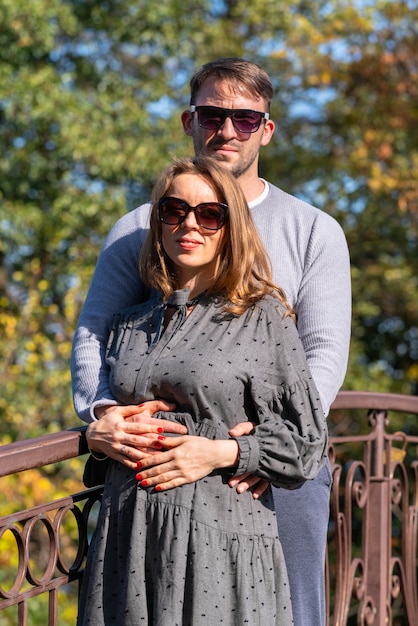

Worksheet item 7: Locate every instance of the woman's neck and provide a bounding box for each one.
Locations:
[176,277,212,300]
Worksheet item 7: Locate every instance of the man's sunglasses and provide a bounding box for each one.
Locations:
[190,105,269,134]
[159,196,228,231]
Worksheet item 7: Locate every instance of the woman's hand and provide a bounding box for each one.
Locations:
[86,402,187,470]
[135,435,239,491]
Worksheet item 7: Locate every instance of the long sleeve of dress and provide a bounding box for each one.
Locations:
[230,305,328,489]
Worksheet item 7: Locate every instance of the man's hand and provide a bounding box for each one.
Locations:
[87,401,186,469]
[228,472,270,499]
[228,420,270,499]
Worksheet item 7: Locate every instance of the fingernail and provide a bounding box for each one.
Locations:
[136,461,142,469]
[141,480,148,487]
[155,485,162,492]
[135,473,142,481]
[158,435,166,441]
[137,403,144,408]
[157,427,164,433]
[154,441,162,449]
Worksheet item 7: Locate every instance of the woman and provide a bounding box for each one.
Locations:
[77,156,327,626]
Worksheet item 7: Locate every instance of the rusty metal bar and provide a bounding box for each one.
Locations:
[363,410,391,624]
[0,427,88,478]
[331,390,418,413]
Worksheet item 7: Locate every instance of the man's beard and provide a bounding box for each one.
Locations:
[204,141,257,180]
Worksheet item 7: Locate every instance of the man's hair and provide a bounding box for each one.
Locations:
[189,57,273,111]
[139,156,293,317]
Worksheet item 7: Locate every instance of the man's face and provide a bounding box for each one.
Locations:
[181,76,275,182]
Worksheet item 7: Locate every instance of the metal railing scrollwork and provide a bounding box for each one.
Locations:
[0,391,417,625]
[327,392,418,625]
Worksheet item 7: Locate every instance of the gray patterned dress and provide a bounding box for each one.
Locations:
[77,290,327,626]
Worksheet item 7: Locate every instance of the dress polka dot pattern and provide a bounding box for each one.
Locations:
[77,290,327,625]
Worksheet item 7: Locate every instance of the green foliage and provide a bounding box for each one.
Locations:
[258,0,418,396]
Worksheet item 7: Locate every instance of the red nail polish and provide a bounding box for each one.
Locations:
[135,473,142,481]
[155,485,162,492]
[141,480,148,487]
[136,461,142,469]
[157,427,164,433]
[137,403,144,408]
[158,435,166,441]
[154,441,162,449]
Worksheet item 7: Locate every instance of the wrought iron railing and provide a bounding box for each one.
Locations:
[0,391,417,626]
[327,392,418,626]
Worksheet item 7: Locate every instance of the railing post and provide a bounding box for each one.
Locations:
[362,409,390,625]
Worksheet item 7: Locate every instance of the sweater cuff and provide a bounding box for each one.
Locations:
[90,399,118,421]
[231,435,260,477]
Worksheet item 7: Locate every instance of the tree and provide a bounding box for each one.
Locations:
[259,0,418,396]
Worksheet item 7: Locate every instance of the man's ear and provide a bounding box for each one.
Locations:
[181,110,193,136]
[260,118,275,147]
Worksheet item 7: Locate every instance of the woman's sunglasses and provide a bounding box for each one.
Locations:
[159,196,228,231]
[190,105,269,134]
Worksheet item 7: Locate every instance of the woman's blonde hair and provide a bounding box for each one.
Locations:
[139,155,294,318]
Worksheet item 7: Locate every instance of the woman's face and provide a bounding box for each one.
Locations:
[160,173,226,294]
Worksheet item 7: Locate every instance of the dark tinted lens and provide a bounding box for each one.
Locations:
[232,110,262,132]
[159,198,187,224]
[195,204,226,230]
[197,107,225,130]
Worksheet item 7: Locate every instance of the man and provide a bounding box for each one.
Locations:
[71,58,351,626]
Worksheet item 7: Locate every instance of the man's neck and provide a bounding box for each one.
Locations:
[239,176,266,203]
